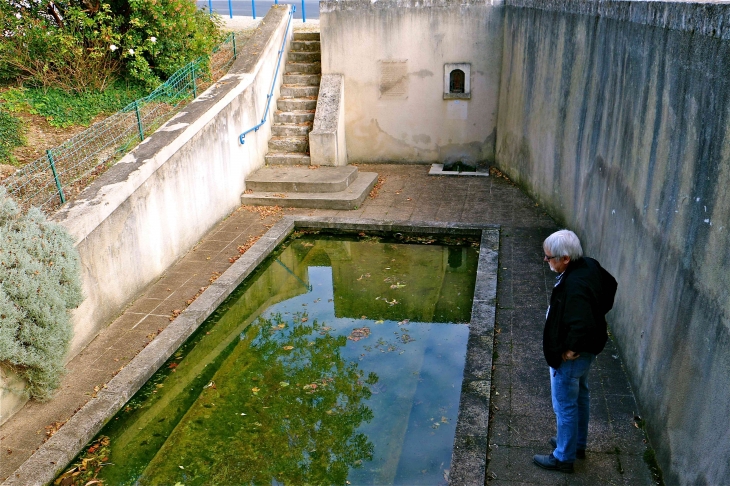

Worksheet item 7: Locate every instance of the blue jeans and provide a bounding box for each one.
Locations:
[550,353,595,462]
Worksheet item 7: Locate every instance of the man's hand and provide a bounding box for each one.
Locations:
[562,350,580,361]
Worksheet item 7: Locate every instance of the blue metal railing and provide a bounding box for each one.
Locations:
[202,0,308,21]
[238,6,295,145]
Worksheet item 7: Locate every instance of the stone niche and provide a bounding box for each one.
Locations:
[444,63,471,99]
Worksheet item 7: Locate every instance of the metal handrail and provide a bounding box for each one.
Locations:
[239,5,295,145]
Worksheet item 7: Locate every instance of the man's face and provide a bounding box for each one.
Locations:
[544,248,571,273]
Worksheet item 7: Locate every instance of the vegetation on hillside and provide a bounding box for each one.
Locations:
[0,0,222,165]
[1,0,221,90]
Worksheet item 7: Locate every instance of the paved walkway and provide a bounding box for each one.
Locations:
[0,164,654,484]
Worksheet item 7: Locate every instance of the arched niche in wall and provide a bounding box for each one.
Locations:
[444,63,471,100]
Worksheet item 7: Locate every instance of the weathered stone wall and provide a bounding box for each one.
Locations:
[320,0,504,166]
[496,2,730,484]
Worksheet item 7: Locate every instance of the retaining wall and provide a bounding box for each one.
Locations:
[0,6,293,424]
[320,0,504,166]
[496,2,730,484]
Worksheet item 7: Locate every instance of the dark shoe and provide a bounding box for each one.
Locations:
[533,453,574,473]
[550,436,586,459]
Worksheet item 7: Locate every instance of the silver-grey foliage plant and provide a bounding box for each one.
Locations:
[0,188,83,401]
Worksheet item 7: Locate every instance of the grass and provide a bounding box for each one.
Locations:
[0,105,26,165]
[0,81,148,129]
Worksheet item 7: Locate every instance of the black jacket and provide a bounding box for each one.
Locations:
[543,257,617,369]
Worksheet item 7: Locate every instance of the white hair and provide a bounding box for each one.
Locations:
[543,229,583,260]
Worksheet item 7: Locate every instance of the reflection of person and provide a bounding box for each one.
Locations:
[533,230,617,473]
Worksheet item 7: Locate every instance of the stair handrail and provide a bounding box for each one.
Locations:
[239,5,295,145]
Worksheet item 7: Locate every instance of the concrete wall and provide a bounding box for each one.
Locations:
[496,2,730,484]
[0,6,294,425]
[310,74,348,166]
[320,0,504,166]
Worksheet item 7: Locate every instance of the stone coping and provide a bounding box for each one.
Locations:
[506,0,730,40]
[3,217,499,486]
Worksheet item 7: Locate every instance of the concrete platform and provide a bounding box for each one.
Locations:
[245,165,359,192]
[242,170,377,209]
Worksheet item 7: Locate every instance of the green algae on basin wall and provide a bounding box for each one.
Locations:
[59,233,478,485]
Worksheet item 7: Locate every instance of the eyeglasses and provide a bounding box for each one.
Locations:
[544,254,560,261]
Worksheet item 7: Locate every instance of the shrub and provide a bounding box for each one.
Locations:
[0,188,83,400]
[0,0,222,91]
[0,106,25,165]
[0,2,122,91]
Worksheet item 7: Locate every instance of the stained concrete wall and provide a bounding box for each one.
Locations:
[0,6,294,425]
[496,2,730,484]
[310,74,348,166]
[320,0,504,166]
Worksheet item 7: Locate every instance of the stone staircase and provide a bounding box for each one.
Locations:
[243,31,377,210]
[265,31,321,166]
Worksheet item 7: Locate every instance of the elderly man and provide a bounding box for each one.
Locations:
[533,229,617,473]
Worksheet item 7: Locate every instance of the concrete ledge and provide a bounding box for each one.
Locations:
[3,217,499,485]
[242,171,378,209]
[506,0,730,40]
[309,74,347,166]
[321,0,503,13]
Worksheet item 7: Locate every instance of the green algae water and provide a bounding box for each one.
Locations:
[63,233,478,485]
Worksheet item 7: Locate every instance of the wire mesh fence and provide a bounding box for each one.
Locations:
[2,33,238,214]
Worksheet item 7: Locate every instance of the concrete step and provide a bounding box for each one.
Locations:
[281,85,319,97]
[289,51,321,63]
[246,166,360,193]
[274,110,315,124]
[264,152,311,165]
[271,123,312,137]
[242,172,378,210]
[283,74,321,86]
[268,136,308,153]
[291,40,321,52]
[285,61,321,74]
[278,98,317,111]
[293,32,320,41]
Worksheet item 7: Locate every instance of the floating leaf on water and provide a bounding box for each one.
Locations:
[375,320,384,324]
[282,346,294,350]
[441,416,449,423]
[348,327,371,341]
[279,382,289,387]
[301,317,308,322]
[277,323,286,329]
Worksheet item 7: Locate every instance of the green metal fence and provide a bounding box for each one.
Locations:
[2,33,238,214]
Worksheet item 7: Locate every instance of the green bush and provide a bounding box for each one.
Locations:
[0,188,83,400]
[0,106,25,164]
[0,0,221,91]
